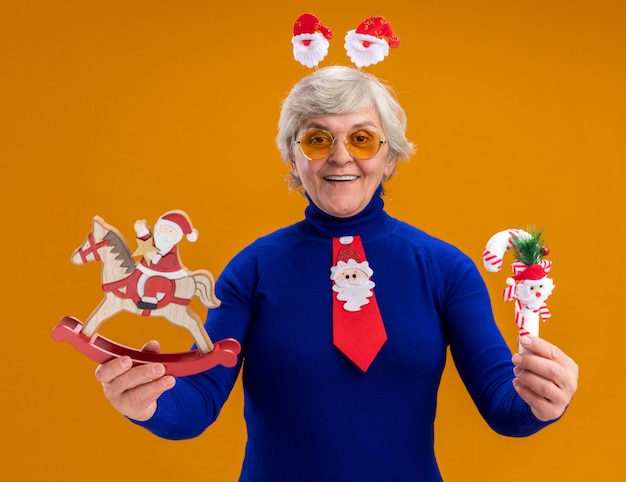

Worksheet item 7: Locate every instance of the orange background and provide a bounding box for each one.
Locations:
[2,1,624,480]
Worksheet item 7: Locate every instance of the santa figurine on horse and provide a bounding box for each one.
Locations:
[134,211,199,311]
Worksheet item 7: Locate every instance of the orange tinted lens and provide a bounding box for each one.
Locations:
[346,129,381,159]
[299,130,334,159]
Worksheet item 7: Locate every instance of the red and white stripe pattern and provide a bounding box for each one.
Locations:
[515,300,551,335]
[510,259,553,277]
[539,304,551,320]
[514,299,528,331]
[502,284,516,302]
[482,229,526,273]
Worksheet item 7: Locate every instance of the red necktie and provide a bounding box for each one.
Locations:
[331,235,387,371]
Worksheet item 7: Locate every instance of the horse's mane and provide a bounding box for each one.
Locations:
[103,230,136,274]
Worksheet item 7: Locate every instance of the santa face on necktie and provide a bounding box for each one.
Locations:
[331,263,375,312]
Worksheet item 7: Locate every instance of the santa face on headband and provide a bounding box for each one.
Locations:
[292,13,333,68]
[344,16,400,69]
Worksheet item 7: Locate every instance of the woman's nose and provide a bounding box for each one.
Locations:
[328,138,353,164]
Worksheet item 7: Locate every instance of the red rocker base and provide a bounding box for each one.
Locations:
[52,316,241,377]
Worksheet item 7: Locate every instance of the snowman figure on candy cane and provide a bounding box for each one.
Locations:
[482,228,555,354]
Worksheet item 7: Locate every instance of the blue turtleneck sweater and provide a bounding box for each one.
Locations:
[136,187,552,481]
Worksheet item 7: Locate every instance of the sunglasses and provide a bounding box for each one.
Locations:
[296,128,386,161]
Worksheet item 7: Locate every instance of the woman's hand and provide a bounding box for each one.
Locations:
[511,335,579,422]
[94,341,176,422]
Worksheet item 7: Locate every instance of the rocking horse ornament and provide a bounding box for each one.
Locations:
[52,210,241,376]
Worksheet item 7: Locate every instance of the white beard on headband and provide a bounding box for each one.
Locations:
[344,31,390,68]
[292,33,331,68]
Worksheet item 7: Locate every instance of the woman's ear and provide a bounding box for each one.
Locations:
[383,155,398,180]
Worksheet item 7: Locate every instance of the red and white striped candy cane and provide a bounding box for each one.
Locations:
[482,228,554,354]
[481,229,532,273]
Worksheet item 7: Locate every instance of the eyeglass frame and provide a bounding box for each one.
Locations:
[295,127,387,161]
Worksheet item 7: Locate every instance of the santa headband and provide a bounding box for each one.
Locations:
[292,13,400,69]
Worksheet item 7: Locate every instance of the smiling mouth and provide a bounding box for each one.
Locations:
[324,175,359,182]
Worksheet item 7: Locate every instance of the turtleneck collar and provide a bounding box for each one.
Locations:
[299,184,389,239]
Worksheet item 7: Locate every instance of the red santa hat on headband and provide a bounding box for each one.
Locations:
[344,16,400,69]
[292,13,334,68]
[157,211,198,242]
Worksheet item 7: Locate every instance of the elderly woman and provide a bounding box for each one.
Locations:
[96,66,578,481]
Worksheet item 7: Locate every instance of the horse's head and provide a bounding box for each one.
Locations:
[71,216,136,274]
[71,216,113,265]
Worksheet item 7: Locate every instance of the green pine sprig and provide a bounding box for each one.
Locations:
[511,226,548,266]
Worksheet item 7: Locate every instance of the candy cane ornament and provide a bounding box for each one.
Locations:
[482,228,555,354]
[482,229,532,273]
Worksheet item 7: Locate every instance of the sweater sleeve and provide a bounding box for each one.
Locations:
[438,248,556,437]
[132,244,259,439]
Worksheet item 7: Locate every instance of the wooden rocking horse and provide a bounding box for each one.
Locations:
[52,211,240,376]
